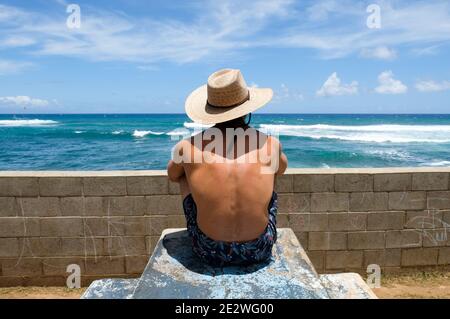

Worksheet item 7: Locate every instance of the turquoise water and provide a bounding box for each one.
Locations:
[1,114,450,170]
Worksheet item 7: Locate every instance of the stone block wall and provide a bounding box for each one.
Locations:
[0,168,449,286]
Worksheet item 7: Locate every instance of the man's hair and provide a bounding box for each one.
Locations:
[215,114,250,129]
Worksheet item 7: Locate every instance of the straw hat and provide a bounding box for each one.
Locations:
[185,69,273,124]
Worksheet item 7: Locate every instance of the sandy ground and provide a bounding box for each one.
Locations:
[1,270,449,299]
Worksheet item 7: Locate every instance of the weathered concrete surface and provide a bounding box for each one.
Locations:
[82,228,376,299]
[320,273,378,299]
[81,278,139,299]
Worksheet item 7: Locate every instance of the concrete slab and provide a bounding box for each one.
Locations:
[82,228,376,299]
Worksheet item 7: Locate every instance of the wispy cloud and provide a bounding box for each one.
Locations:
[416,80,450,92]
[375,71,407,94]
[274,83,304,103]
[316,72,358,97]
[0,96,50,107]
[1,1,449,64]
[0,59,33,75]
[360,46,397,60]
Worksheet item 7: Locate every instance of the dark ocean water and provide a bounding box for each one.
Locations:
[1,113,450,170]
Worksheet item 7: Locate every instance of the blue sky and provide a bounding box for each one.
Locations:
[0,0,450,114]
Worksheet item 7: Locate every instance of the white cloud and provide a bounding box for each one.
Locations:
[360,46,397,60]
[415,80,450,92]
[2,36,35,47]
[1,1,450,63]
[274,83,304,102]
[316,72,358,97]
[0,59,33,75]
[375,71,408,94]
[0,96,49,107]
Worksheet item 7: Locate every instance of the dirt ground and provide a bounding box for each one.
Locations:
[1,269,449,299]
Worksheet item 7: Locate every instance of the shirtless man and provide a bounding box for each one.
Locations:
[167,69,287,266]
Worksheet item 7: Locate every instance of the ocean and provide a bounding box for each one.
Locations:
[1,113,450,170]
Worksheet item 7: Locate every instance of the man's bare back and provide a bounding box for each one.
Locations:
[168,126,287,242]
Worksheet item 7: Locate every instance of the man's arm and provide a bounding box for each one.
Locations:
[167,141,186,183]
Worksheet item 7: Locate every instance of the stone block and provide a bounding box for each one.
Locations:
[61,237,104,257]
[349,192,388,211]
[125,255,149,274]
[104,237,147,256]
[405,210,443,229]
[82,217,110,236]
[308,232,347,250]
[148,216,168,236]
[275,174,293,193]
[168,181,180,195]
[306,251,325,271]
[126,176,168,195]
[60,197,84,216]
[311,193,349,212]
[0,177,39,196]
[401,248,439,266]
[422,229,449,247]
[19,197,61,217]
[40,217,84,237]
[123,216,151,236]
[367,211,405,230]
[83,177,127,196]
[19,237,62,257]
[348,232,385,250]
[277,214,289,227]
[0,197,18,217]
[427,191,450,209]
[145,236,160,254]
[39,177,82,196]
[335,174,373,192]
[386,230,422,248]
[167,215,186,229]
[43,257,86,276]
[0,217,39,237]
[109,196,147,216]
[84,197,109,216]
[1,258,43,276]
[438,247,450,265]
[84,256,125,275]
[289,213,327,232]
[294,174,334,193]
[328,213,367,231]
[278,193,310,213]
[326,251,363,270]
[0,238,20,257]
[146,195,183,215]
[374,174,411,191]
[363,249,401,267]
[412,173,449,191]
[389,192,426,210]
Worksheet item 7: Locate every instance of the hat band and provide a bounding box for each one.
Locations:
[207,91,250,108]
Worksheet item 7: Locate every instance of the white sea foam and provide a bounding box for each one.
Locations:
[112,130,124,135]
[166,128,191,136]
[183,122,213,129]
[74,131,85,134]
[0,119,59,126]
[259,124,450,143]
[132,130,165,138]
[423,161,450,167]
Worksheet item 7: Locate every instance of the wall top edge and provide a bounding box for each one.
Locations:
[0,167,449,177]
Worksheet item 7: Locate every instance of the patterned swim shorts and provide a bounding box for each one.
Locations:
[182,192,278,267]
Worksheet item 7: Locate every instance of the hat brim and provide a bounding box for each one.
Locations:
[185,85,273,125]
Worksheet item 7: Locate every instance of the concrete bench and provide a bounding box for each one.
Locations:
[82,228,376,299]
